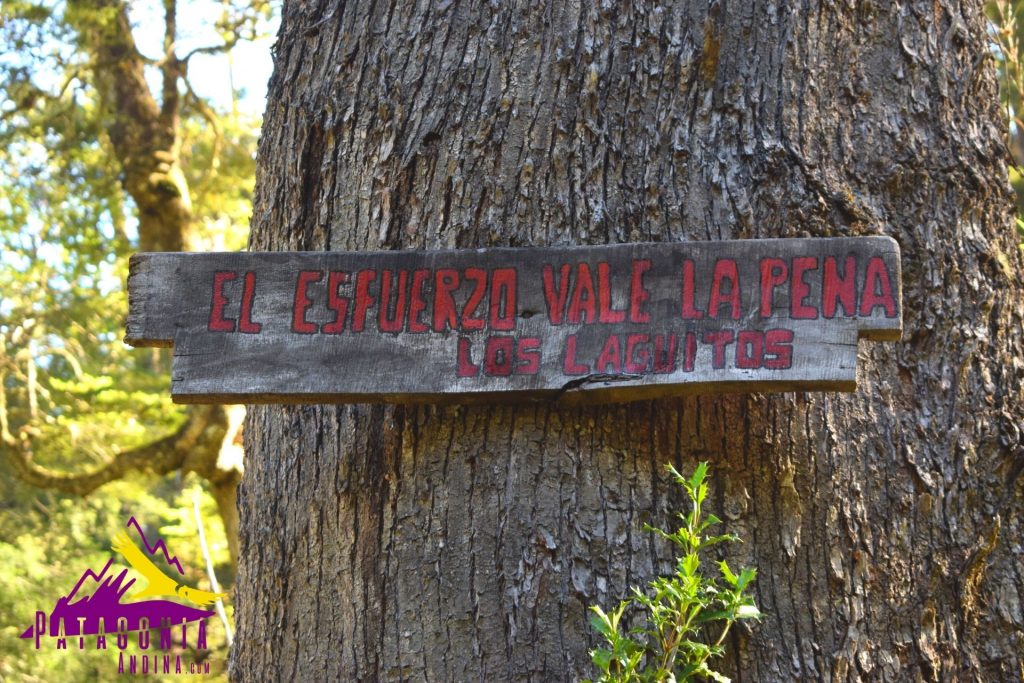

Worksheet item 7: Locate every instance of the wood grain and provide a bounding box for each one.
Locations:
[125,236,901,404]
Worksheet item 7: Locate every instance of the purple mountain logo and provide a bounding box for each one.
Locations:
[125,515,185,575]
[21,517,220,642]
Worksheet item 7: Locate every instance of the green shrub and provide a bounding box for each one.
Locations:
[586,462,761,683]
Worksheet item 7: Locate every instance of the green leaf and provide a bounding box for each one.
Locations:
[589,606,613,639]
[719,560,738,587]
[590,648,613,671]
[665,462,685,485]
[680,640,713,658]
[704,668,732,683]
[689,461,709,490]
[610,599,631,630]
[736,567,757,590]
[692,609,732,625]
[699,533,739,550]
[735,604,763,620]
[699,513,722,531]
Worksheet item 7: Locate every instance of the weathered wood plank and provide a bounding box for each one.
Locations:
[125,237,902,404]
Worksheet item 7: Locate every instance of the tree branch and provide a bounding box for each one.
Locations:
[24,341,39,420]
[67,0,193,251]
[182,73,223,189]
[1,405,226,496]
[0,339,12,446]
[180,40,238,65]
[160,0,180,128]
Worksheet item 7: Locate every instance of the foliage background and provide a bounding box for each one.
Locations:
[988,0,1024,236]
[0,0,274,679]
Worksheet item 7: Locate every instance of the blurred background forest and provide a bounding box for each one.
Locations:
[0,0,275,679]
[0,1,1022,682]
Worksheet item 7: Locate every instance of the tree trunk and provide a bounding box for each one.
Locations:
[232,1,1024,680]
[70,0,195,253]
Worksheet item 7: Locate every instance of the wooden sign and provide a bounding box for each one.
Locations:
[125,237,902,404]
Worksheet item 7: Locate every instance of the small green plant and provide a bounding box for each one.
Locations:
[585,462,761,683]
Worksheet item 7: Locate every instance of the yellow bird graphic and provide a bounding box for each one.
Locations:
[111,531,226,607]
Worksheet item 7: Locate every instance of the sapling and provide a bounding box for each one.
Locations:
[586,462,761,683]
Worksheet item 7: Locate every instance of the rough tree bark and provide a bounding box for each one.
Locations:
[233,1,1024,680]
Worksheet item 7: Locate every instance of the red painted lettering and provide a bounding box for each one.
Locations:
[567,264,597,324]
[208,271,237,332]
[352,270,377,332]
[489,268,517,331]
[680,260,704,319]
[461,268,487,330]
[859,256,896,317]
[624,334,650,373]
[597,263,626,323]
[238,272,262,333]
[563,335,589,375]
[764,329,794,369]
[432,269,459,332]
[292,270,322,334]
[682,331,698,372]
[456,337,479,377]
[735,330,763,369]
[516,337,541,375]
[595,334,622,373]
[790,256,818,319]
[709,259,741,320]
[629,259,651,323]
[407,269,430,333]
[322,271,351,334]
[822,256,856,318]
[484,336,515,376]
[378,269,409,333]
[759,258,787,318]
[653,334,678,373]
[542,264,571,325]
[703,329,735,369]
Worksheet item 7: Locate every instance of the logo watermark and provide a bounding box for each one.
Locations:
[20,516,224,676]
